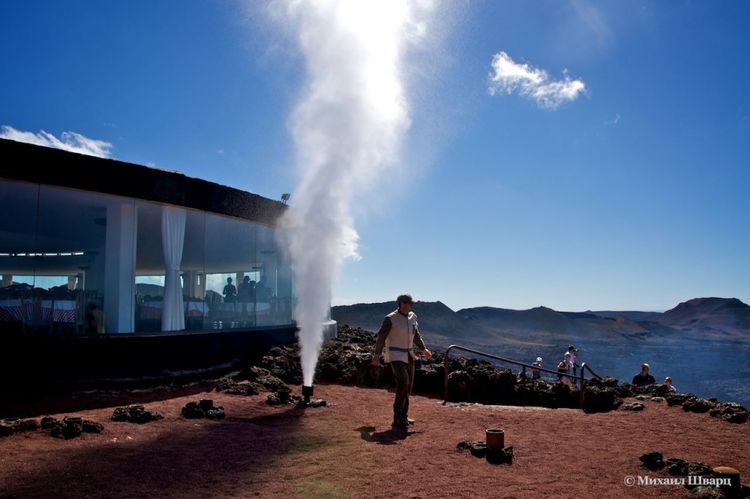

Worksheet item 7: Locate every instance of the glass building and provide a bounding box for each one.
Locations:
[0,138,305,385]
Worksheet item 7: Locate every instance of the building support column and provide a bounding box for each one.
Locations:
[104,203,137,333]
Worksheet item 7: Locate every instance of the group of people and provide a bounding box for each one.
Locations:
[528,345,579,387]
[632,362,677,392]
[222,276,271,304]
[529,351,677,393]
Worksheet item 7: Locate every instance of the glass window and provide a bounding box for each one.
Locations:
[0,180,39,335]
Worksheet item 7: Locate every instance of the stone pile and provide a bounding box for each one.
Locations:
[111,405,163,424]
[181,400,225,420]
[621,383,749,424]
[457,440,514,465]
[48,416,103,439]
[2,415,104,440]
[0,417,39,437]
[639,452,749,498]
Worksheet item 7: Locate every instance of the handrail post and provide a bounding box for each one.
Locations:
[579,362,586,409]
[442,347,451,405]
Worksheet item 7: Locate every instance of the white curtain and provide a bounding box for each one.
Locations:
[161,206,186,331]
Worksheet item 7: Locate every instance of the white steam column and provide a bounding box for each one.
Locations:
[277,1,430,391]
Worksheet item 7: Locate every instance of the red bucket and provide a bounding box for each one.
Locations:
[486,428,505,449]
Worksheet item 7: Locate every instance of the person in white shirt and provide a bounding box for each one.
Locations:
[371,294,432,429]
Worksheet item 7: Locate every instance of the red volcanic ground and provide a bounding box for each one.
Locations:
[1,383,748,498]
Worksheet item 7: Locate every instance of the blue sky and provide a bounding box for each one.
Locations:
[2,1,748,312]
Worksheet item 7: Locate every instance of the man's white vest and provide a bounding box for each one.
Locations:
[384,310,418,363]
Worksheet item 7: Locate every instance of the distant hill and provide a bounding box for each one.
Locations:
[332,297,750,347]
[661,297,750,338]
[330,301,486,349]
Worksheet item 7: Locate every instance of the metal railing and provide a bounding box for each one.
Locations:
[442,344,603,410]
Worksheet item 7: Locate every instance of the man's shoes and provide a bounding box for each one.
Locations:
[407,418,415,425]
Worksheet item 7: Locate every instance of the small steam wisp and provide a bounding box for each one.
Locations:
[277,1,432,386]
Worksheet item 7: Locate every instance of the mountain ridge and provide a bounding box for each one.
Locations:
[331,297,750,346]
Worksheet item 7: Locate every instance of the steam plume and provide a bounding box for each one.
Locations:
[276,1,431,386]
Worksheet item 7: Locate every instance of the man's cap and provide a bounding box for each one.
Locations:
[564,352,571,357]
[642,363,650,369]
[397,294,414,304]
[568,345,575,350]
[536,357,543,362]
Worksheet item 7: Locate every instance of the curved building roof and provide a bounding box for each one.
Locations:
[0,138,287,226]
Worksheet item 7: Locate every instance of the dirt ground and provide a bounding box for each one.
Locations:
[1,383,748,498]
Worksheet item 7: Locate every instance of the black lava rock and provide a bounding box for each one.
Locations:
[51,417,83,439]
[111,405,162,424]
[40,416,58,430]
[683,399,716,413]
[665,458,689,476]
[205,407,226,420]
[182,402,205,419]
[639,452,665,470]
[622,402,645,411]
[469,442,487,458]
[486,446,513,465]
[583,385,623,414]
[82,420,104,433]
[709,403,749,424]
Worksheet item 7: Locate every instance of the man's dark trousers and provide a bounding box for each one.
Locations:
[390,359,414,425]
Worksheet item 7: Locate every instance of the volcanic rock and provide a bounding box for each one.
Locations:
[690,486,724,499]
[666,458,689,476]
[182,400,225,420]
[446,370,474,402]
[486,446,513,465]
[216,379,263,396]
[82,420,104,433]
[583,383,623,414]
[0,418,41,437]
[51,417,83,439]
[640,452,665,470]
[0,419,16,437]
[469,442,487,458]
[665,393,694,406]
[111,405,162,424]
[709,403,749,424]
[40,416,57,430]
[683,399,717,413]
[622,402,645,411]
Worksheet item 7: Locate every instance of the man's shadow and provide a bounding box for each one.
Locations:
[355,426,418,445]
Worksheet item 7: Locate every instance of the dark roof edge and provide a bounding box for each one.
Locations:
[0,138,287,226]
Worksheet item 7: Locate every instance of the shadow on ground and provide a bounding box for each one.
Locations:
[355,425,419,445]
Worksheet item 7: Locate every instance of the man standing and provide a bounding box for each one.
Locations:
[371,294,432,429]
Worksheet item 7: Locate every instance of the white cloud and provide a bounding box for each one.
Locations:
[488,52,586,110]
[0,125,113,158]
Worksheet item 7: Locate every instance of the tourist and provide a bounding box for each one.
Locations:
[567,345,578,375]
[632,363,656,387]
[371,294,432,430]
[238,275,255,302]
[85,302,105,335]
[223,277,237,303]
[557,353,574,387]
[531,357,543,379]
[663,376,677,392]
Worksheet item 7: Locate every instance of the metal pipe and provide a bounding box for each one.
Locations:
[302,385,313,405]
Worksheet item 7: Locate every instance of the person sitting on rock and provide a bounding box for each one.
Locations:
[632,363,656,387]
[663,376,677,392]
[531,357,543,380]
